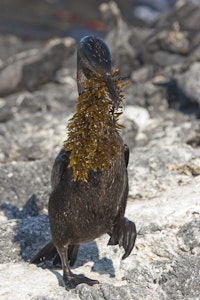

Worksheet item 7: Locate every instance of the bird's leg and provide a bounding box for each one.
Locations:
[108,217,137,260]
[57,247,99,290]
[53,244,79,267]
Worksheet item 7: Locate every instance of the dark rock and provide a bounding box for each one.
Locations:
[177,62,200,110]
[0,112,63,163]
[0,37,76,96]
[155,3,200,32]
[131,65,154,83]
[187,127,200,148]
[0,34,44,61]
[101,2,143,77]
[177,218,200,254]
[125,264,154,284]
[146,26,189,55]
[189,34,200,62]
[16,92,48,113]
[77,284,104,300]
[125,264,157,299]
[125,81,168,117]
[77,283,133,300]
[152,50,185,67]
[0,159,51,210]
[158,255,200,300]
[138,222,163,235]
[0,101,13,122]
[101,284,132,300]
[121,118,138,150]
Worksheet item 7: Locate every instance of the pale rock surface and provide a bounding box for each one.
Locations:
[0,2,200,299]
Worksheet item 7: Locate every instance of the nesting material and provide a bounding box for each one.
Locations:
[63,69,128,181]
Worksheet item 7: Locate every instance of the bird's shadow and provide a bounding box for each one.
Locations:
[1,193,115,280]
[76,241,115,278]
[45,240,116,288]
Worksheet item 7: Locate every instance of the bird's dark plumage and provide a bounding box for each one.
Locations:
[31,36,137,290]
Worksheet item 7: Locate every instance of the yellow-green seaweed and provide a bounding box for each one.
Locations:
[63,69,128,181]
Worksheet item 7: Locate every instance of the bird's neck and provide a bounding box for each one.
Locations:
[77,68,87,96]
[76,56,91,95]
[63,70,126,182]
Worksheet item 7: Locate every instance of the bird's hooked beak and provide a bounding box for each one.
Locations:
[105,73,120,108]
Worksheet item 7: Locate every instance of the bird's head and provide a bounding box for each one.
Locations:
[77,36,119,107]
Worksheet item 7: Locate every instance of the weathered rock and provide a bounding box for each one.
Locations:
[177,218,200,254]
[0,37,76,96]
[0,1,200,299]
[155,2,200,32]
[177,62,200,108]
[0,262,78,300]
[0,215,50,263]
[0,98,13,122]
[100,1,143,77]
[157,255,200,300]
[0,34,44,62]
[0,159,51,209]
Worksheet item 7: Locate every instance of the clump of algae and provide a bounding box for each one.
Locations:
[63,69,128,181]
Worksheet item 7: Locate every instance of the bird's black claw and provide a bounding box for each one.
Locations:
[107,230,119,246]
[121,218,137,260]
[108,217,137,259]
[63,273,99,290]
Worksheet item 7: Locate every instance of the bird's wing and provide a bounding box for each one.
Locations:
[31,149,79,267]
[124,144,129,168]
[51,149,70,190]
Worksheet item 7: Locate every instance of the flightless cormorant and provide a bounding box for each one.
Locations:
[31,36,137,290]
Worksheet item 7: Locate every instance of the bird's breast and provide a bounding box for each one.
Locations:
[49,145,128,245]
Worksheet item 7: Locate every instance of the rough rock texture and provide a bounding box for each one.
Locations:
[0,37,76,96]
[0,2,200,300]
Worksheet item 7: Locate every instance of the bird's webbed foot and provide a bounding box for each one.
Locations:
[58,247,99,290]
[108,217,137,260]
[63,271,99,290]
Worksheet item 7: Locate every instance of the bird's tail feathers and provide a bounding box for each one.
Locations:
[30,241,79,267]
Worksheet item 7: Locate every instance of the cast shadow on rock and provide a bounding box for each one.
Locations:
[1,194,115,278]
[78,242,115,278]
[1,194,49,261]
[34,240,115,281]
[1,193,40,220]
[45,241,115,288]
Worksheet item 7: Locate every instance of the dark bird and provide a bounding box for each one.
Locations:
[31,36,137,290]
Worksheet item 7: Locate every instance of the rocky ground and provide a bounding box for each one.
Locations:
[0,1,200,300]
